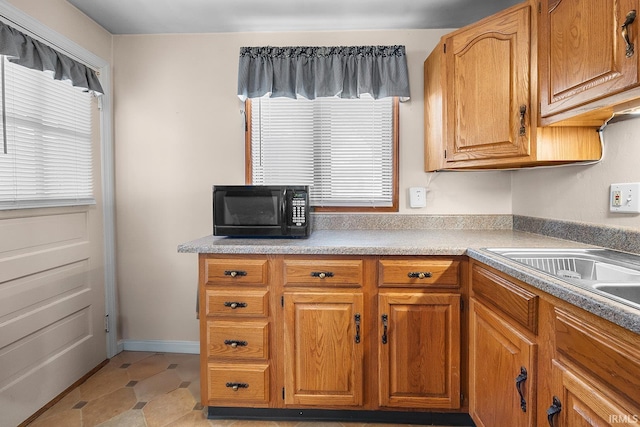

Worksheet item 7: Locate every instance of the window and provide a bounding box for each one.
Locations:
[247,94,398,211]
[0,55,94,209]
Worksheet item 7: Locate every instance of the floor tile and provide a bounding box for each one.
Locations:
[142,387,196,427]
[81,387,137,426]
[27,351,470,427]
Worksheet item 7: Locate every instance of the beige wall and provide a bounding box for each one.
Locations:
[512,118,640,230]
[112,30,512,343]
[6,0,111,61]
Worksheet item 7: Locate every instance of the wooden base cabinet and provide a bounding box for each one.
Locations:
[543,308,640,427]
[283,291,364,407]
[199,254,465,417]
[471,260,640,427]
[469,299,537,427]
[378,292,461,409]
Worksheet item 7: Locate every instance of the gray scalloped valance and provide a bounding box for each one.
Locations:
[237,45,410,101]
[0,21,103,94]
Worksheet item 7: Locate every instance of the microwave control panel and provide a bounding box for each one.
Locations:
[291,192,307,226]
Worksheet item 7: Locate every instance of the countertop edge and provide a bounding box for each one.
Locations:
[467,248,640,335]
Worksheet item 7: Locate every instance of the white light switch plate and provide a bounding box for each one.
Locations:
[610,182,640,213]
[409,187,427,208]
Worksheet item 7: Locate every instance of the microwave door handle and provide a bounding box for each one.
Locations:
[281,189,288,232]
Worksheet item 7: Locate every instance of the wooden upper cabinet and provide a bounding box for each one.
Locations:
[423,0,602,171]
[444,4,531,163]
[539,0,640,124]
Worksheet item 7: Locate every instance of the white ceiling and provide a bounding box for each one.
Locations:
[66,0,523,34]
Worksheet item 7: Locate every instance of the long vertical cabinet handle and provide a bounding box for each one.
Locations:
[547,396,562,426]
[354,314,361,343]
[622,10,637,58]
[519,105,527,136]
[515,367,528,412]
[381,314,388,344]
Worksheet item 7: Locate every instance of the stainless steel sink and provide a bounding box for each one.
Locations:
[485,248,640,310]
[593,284,640,306]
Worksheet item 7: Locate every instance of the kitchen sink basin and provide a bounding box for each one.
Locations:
[593,284,640,306]
[485,248,640,310]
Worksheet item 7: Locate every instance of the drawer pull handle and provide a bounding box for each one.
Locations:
[381,314,388,344]
[547,396,562,427]
[224,270,247,278]
[407,271,432,279]
[224,301,247,309]
[515,366,528,412]
[226,382,249,391]
[311,271,334,279]
[622,10,637,58]
[224,340,248,348]
[354,314,361,343]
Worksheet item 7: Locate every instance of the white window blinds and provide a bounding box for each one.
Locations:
[251,94,395,207]
[0,55,94,209]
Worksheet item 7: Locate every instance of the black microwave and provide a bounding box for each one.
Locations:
[212,185,310,237]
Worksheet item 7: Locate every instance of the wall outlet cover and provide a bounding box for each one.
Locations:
[610,182,640,213]
[409,187,427,208]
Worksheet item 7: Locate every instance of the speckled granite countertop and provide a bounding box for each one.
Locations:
[178,229,640,334]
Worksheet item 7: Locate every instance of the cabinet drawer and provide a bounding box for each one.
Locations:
[205,258,268,286]
[379,259,460,288]
[283,259,363,287]
[471,264,538,334]
[207,320,269,360]
[555,308,640,405]
[204,289,269,317]
[207,363,269,404]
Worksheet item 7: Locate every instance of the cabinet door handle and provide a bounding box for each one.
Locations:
[354,314,361,343]
[519,105,527,136]
[407,271,432,279]
[224,339,248,348]
[515,366,528,412]
[310,271,334,279]
[381,314,388,344]
[622,10,637,58]
[547,396,562,427]
[226,382,249,391]
[224,301,247,309]
[224,270,247,277]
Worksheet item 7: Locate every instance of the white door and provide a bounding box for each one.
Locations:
[0,96,107,427]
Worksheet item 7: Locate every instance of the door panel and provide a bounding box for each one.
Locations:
[378,292,461,409]
[0,96,106,427]
[283,292,364,406]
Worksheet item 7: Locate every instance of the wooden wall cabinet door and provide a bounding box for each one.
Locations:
[378,292,461,409]
[469,299,536,427]
[539,0,640,123]
[443,4,531,164]
[283,292,364,407]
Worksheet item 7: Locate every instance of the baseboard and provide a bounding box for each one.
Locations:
[120,340,199,354]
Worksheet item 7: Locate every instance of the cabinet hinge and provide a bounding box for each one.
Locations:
[460,299,464,312]
[281,295,284,308]
[461,393,464,404]
[538,1,541,13]
[104,314,109,333]
[444,149,447,159]
[443,43,446,53]
[282,387,285,400]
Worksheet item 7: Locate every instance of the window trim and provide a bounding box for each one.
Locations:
[245,97,399,212]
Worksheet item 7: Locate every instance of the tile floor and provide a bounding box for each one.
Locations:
[27,351,465,427]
